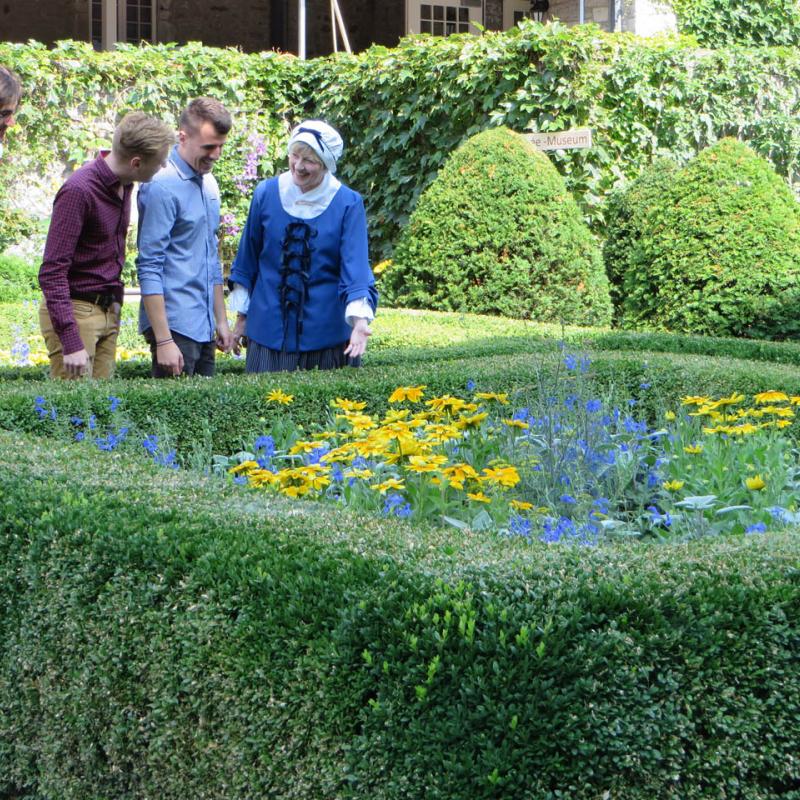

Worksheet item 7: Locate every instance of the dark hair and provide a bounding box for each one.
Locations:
[0,65,22,108]
[179,97,232,136]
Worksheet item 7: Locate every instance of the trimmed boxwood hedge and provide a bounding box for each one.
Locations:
[4,343,800,457]
[606,139,800,338]
[385,127,612,325]
[1,432,800,799]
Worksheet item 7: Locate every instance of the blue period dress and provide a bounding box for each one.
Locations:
[230,175,377,372]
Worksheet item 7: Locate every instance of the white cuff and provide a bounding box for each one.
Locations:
[228,283,250,315]
[345,297,374,327]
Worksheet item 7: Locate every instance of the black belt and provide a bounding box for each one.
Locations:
[70,291,116,311]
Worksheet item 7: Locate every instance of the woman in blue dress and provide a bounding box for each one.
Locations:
[229,120,377,372]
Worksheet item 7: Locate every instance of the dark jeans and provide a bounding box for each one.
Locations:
[144,329,216,378]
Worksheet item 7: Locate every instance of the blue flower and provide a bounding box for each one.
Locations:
[508,514,532,538]
[88,414,97,430]
[254,435,276,457]
[330,464,344,483]
[70,416,83,426]
[745,522,767,535]
[233,475,248,486]
[395,503,413,519]
[564,354,577,371]
[585,398,602,413]
[579,356,591,374]
[769,506,788,523]
[466,379,476,391]
[108,395,121,412]
[559,493,577,505]
[142,435,159,455]
[639,382,651,390]
[74,431,85,442]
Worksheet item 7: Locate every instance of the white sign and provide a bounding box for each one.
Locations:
[524,128,593,151]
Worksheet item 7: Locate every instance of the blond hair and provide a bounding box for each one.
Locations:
[112,111,175,160]
[289,141,324,168]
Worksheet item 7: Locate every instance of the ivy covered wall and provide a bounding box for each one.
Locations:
[2,22,800,261]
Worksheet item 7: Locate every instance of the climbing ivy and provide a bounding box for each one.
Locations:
[2,22,800,261]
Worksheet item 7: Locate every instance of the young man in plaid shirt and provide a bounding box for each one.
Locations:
[38,111,175,379]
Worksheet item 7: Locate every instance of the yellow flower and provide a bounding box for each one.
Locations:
[481,465,521,489]
[510,499,534,511]
[474,392,509,405]
[344,468,375,480]
[790,396,800,406]
[664,411,676,421]
[683,444,703,454]
[455,412,489,430]
[663,480,685,492]
[406,454,448,473]
[775,419,793,429]
[745,474,766,491]
[466,491,492,504]
[388,385,427,403]
[754,390,789,404]
[681,395,711,406]
[503,418,530,430]
[266,389,294,405]
[332,397,367,411]
[382,409,411,424]
[229,461,259,474]
[442,463,480,489]
[426,395,468,414]
[370,478,406,494]
[372,258,392,276]
[282,484,310,498]
[710,392,745,409]
[289,440,328,455]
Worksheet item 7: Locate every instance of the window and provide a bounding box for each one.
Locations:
[125,0,154,43]
[90,0,156,50]
[419,4,471,35]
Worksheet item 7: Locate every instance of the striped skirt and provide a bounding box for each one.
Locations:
[245,339,362,373]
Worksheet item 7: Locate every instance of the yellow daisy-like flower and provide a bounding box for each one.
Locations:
[683,444,704,454]
[474,392,509,405]
[382,409,412,424]
[663,480,685,492]
[774,419,793,429]
[442,463,480,489]
[710,392,745,408]
[481,465,521,489]
[664,411,677,421]
[372,258,392,276]
[503,418,530,430]
[727,423,760,436]
[754,390,789,404]
[745,474,766,491]
[426,395,468,414]
[760,405,795,418]
[370,478,406,494]
[229,461,260,474]
[681,395,711,406]
[332,397,367,412]
[289,440,328,455]
[282,484,310,498]
[455,412,489,430]
[466,491,492,504]
[345,468,375,480]
[510,499,534,511]
[388,385,427,403]
[790,396,800,406]
[406,454,449,473]
[266,389,294,405]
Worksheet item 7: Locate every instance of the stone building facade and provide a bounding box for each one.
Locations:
[0,0,674,57]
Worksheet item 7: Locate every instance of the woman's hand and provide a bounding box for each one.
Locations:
[344,318,372,359]
[232,313,247,355]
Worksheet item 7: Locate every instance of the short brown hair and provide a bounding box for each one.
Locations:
[112,111,175,160]
[0,65,22,108]
[179,97,232,136]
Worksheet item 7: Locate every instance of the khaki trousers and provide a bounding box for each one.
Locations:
[39,299,120,380]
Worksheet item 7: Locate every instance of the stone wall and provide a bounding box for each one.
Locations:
[1,0,85,45]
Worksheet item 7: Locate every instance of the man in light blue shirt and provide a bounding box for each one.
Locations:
[137,97,234,377]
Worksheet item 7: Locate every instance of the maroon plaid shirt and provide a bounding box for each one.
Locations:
[39,154,132,354]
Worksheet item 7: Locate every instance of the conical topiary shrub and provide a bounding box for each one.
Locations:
[384,126,612,325]
[606,138,800,339]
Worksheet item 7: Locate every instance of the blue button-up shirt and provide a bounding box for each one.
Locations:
[136,146,223,342]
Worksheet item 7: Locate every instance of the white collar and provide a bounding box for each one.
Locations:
[278,170,341,219]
